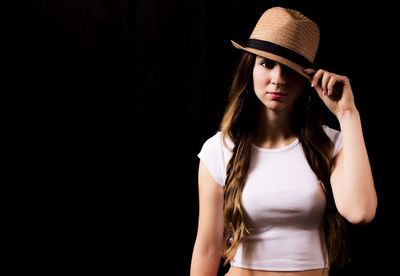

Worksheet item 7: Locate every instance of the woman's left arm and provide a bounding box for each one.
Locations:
[305,68,378,224]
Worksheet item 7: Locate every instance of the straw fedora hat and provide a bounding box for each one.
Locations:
[231,7,320,79]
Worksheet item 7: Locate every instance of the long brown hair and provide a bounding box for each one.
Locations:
[220,52,347,266]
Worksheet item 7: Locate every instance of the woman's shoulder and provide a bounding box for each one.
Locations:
[204,130,233,147]
[200,131,221,149]
[203,130,222,142]
[201,131,233,151]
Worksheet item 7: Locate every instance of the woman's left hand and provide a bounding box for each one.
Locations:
[303,68,357,117]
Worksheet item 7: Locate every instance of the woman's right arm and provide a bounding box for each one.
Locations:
[190,160,225,276]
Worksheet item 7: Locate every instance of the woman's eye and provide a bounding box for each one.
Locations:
[261,60,275,69]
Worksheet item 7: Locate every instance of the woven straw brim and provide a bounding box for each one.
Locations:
[231,40,311,80]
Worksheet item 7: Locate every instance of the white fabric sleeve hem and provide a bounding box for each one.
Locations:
[197,132,225,187]
[322,125,343,157]
[197,154,224,187]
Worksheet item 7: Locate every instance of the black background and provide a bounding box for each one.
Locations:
[6,0,398,275]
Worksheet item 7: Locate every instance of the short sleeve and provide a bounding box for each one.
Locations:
[197,132,226,187]
[322,125,343,157]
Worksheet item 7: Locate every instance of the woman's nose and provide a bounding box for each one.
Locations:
[270,64,286,86]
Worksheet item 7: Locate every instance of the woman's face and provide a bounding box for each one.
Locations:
[253,56,307,112]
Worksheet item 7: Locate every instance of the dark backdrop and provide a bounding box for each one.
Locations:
[6,0,397,275]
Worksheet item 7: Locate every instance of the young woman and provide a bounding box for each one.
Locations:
[190,7,377,276]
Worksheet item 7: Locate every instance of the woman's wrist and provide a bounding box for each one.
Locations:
[336,108,359,122]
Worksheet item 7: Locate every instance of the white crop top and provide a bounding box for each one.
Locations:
[197,126,342,271]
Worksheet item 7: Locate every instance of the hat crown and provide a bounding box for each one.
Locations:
[250,7,319,63]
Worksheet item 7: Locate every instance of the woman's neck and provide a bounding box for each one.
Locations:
[253,109,296,148]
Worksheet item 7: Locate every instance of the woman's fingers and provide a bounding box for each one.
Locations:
[321,72,331,95]
[310,69,324,88]
[303,68,354,115]
[304,69,341,96]
[327,75,338,95]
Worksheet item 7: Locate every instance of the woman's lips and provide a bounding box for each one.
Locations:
[268,92,287,100]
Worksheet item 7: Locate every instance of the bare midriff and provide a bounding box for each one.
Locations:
[227,266,329,276]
